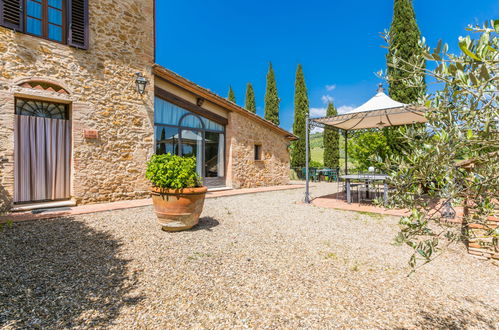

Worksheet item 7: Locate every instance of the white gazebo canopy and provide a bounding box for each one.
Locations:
[303,84,429,203]
[313,84,427,130]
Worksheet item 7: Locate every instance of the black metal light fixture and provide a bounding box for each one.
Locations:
[135,72,148,95]
[375,84,387,128]
[376,112,387,128]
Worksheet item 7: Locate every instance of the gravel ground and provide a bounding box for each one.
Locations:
[1,183,498,329]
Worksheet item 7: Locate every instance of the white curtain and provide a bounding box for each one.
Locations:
[217,133,224,177]
[155,97,188,125]
[155,97,224,132]
[196,132,203,176]
[14,115,71,203]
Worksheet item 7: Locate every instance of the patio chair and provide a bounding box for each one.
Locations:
[320,168,327,181]
[357,172,381,204]
[337,176,362,201]
[302,167,319,182]
[310,167,319,182]
[330,168,339,182]
[321,168,338,182]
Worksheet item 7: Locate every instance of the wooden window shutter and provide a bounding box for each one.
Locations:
[67,0,89,49]
[0,0,23,31]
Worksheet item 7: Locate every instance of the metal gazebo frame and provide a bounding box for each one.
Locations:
[303,84,428,203]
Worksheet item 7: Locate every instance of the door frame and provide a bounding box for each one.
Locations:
[13,96,73,204]
[155,122,226,183]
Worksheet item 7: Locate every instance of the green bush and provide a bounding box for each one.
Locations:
[309,160,323,168]
[348,130,390,171]
[146,153,201,189]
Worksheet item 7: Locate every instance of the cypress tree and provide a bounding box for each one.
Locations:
[244,82,256,113]
[227,86,236,103]
[385,0,426,155]
[264,62,280,125]
[291,64,309,168]
[386,0,426,103]
[323,102,340,169]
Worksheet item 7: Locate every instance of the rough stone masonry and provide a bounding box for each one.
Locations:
[0,0,155,209]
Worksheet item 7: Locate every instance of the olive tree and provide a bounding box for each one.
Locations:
[382,21,498,269]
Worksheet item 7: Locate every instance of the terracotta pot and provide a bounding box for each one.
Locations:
[150,186,208,231]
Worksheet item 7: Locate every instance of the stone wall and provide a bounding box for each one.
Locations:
[466,212,499,264]
[0,0,155,207]
[226,112,291,188]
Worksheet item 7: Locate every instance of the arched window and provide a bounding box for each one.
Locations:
[179,113,204,129]
[154,97,225,179]
[15,98,68,119]
[154,97,224,132]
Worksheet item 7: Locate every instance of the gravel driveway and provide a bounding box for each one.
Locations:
[1,183,498,329]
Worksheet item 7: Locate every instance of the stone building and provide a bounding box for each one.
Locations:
[0,0,294,211]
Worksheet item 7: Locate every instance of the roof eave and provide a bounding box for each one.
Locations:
[152,64,297,141]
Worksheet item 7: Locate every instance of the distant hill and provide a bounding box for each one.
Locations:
[309,132,324,148]
[308,132,346,166]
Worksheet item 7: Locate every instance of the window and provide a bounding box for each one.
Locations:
[0,0,88,49]
[15,98,68,119]
[25,0,64,42]
[254,144,262,161]
[154,97,224,132]
[154,96,226,178]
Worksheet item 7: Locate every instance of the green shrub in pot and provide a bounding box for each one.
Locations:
[146,153,207,231]
[145,153,202,189]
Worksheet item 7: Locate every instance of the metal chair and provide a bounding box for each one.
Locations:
[337,174,362,202]
[323,168,339,182]
[310,167,319,182]
[302,167,319,182]
[357,172,381,203]
[321,168,334,182]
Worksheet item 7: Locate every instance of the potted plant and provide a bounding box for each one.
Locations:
[146,153,207,231]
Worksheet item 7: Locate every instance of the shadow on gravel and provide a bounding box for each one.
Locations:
[414,305,498,329]
[0,217,142,328]
[0,183,12,213]
[190,216,220,232]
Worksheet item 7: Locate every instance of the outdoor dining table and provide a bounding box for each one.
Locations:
[340,174,389,204]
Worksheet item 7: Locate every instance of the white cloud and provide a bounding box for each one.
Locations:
[309,107,327,117]
[337,105,356,114]
[325,84,336,91]
[321,95,334,104]
[311,127,324,133]
[310,105,356,118]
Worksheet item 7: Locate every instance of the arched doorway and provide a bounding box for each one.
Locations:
[14,98,71,203]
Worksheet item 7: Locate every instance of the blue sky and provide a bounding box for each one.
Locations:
[156,1,498,132]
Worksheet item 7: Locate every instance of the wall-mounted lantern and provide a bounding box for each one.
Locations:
[135,72,148,95]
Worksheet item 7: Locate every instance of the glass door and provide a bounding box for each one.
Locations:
[180,129,203,177]
[204,132,224,178]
